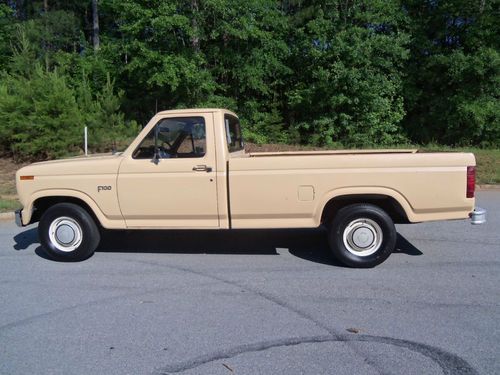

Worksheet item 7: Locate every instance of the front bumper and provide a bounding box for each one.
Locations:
[15,209,24,227]
[470,207,486,225]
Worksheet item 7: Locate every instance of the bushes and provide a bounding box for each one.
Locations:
[0,66,138,160]
[0,1,497,157]
[0,66,82,159]
[0,31,138,160]
[402,0,499,148]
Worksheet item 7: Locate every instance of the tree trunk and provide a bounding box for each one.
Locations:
[479,0,486,14]
[191,0,200,52]
[92,0,100,51]
[15,0,25,20]
[44,0,49,71]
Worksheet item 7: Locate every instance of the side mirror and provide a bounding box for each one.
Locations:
[152,125,160,164]
[152,148,160,165]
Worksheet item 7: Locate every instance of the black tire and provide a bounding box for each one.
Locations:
[328,204,397,268]
[39,203,100,261]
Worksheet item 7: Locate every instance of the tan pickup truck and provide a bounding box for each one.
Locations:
[15,108,486,267]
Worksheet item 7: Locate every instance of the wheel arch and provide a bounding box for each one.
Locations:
[317,187,414,226]
[23,189,122,228]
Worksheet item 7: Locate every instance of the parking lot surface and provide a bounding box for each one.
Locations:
[0,192,498,375]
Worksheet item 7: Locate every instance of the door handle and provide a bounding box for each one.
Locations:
[192,165,212,172]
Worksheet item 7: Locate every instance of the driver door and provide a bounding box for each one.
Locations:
[117,114,219,228]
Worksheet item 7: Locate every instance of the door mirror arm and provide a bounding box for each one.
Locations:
[152,149,160,165]
[152,125,160,165]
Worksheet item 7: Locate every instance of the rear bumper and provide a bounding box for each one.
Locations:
[15,209,24,227]
[470,207,486,225]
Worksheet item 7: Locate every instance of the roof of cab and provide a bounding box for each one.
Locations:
[156,108,238,117]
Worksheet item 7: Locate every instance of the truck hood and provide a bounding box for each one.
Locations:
[17,153,124,177]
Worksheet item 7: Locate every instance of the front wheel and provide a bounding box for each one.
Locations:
[39,203,100,261]
[328,204,397,268]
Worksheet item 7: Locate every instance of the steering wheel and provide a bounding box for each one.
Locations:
[161,140,173,149]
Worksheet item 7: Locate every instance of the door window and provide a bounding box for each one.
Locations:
[133,117,206,159]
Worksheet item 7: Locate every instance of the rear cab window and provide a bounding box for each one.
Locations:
[224,114,244,153]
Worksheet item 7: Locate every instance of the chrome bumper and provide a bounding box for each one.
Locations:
[15,209,24,227]
[470,207,486,225]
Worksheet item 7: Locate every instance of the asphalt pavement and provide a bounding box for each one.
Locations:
[0,191,498,375]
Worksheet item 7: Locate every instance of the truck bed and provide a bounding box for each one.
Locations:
[228,151,474,229]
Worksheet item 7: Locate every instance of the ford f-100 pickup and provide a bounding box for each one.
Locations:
[15,108,486,267]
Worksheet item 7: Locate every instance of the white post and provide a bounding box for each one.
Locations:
[84,127,88,156]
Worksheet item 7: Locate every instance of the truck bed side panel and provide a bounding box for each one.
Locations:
[228,153,475,229]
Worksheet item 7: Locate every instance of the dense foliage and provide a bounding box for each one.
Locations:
[0,0,498,159]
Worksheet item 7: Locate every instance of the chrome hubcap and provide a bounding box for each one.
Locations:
[343,218,383,257]
[48,217,83,252]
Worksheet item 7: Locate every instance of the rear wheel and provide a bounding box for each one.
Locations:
[328,204,396,268]
[39,203,100,261]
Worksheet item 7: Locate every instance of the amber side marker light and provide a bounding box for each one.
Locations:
[20,175,34,181]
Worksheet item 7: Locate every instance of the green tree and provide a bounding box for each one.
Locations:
[197,0,291,142]
[402,0,500,146]
[76,72,139,152]
[0,3,15,70]
[0,0,498,155]
[0,65,83,159]
[284,0,410,146]
[100,0,216,122]
[0,29,137,159]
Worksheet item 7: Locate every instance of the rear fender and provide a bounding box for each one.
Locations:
[314,187,415,225]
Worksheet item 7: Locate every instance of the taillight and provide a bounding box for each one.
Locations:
[466,166,475,198]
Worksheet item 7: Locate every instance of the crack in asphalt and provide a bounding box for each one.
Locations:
[0,279,219,332]
[126,259,387,373]
[0,254,480,375]
[124,259,334,333]
[0,288,173,332]
[403,237,497,246]
[154,334,478,375]
[124,259,478,375]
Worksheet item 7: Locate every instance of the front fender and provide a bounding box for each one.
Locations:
[23,189,126,229]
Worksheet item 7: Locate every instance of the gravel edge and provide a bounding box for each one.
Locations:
[0,212,14,221]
